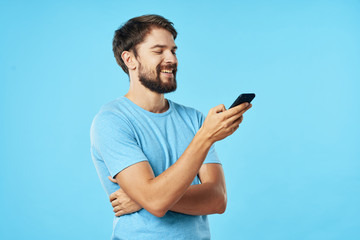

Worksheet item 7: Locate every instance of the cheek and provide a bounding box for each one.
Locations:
[140,64,159,76]
[138,56,162,73]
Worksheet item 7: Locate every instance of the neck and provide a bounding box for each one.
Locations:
[125,76,169,113]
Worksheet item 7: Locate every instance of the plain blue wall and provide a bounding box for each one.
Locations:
[1,0,359,239]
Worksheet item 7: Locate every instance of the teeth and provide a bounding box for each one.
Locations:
[161,70,173,73]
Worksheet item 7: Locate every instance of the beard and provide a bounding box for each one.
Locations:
[138,62,177,94]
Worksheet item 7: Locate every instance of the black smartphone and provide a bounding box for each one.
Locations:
[229,93,255,109]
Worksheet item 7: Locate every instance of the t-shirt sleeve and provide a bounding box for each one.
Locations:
[90,110,148,178]
[198,111,222,165]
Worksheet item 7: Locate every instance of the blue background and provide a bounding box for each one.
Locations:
[1,0,359,239]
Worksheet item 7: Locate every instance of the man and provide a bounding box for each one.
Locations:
[90,14,252,239]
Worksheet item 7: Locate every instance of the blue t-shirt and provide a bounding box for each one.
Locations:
[90,96,221,240]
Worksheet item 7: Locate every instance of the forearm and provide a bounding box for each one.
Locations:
[146,129,212,214]
[170,182,227,215]
[110,180,226,217]
[110,162,227,217]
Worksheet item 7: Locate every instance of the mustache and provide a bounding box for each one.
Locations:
[156,64,177,73]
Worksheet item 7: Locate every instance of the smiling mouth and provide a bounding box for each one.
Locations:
[160,69,174,74]
[158,64,177,77]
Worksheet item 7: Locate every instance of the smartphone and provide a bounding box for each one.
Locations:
[229,93,255,109]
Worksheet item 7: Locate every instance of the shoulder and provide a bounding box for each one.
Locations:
[90,98,132,136]
[99,97,129,116]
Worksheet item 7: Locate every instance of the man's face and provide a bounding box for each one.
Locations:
[134,27,178,94]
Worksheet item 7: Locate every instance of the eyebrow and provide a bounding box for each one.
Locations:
[150,44,178,50]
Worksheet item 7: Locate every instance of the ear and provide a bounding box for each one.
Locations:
[121,51,137,71]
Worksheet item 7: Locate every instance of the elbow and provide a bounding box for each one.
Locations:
[143,200,169,218]
[216,193,227,214]
[150,209,167,218]
[217,201,227,214]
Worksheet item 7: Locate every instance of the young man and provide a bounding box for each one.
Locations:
[90,14,252,239]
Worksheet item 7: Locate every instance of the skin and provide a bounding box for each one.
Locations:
[109,27,252,217]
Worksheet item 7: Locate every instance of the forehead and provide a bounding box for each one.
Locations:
[138,27,176,49]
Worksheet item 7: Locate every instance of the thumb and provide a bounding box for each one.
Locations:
[108,176,117,183]
[213,104,226,113]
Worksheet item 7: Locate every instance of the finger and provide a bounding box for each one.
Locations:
[211,104,226,114]
[234,102,252,114]
[113,205,123,213]
[226,105,248,124]
[109,192,117,202]
[108,176,117,183]
[229,116,244,130]
[240,103,252,116]
[232,125,240,132]
[227,124,239,134]
[223,102,250,118]
[233,115,244,126]
[115,209,126,217]
[228,121,242,134]
[227,103,252,121]
[111,199,119,207]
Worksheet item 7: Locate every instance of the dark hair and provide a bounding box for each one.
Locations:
[112,14,177,74]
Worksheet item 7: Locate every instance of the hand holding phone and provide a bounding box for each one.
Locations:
[201,93,255,143]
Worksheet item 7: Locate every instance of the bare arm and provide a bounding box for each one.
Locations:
[169,163,227,215]
[110,103,251,217]
[110,163,226,216]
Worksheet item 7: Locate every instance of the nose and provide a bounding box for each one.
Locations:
[164,50,178,64]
